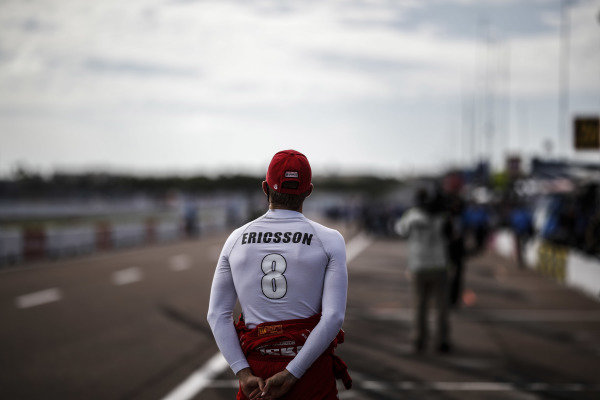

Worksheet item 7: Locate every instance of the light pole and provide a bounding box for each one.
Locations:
[558,0,572,160]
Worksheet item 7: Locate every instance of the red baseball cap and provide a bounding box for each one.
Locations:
[266,150,312,195]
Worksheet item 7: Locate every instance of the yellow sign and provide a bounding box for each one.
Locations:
[574,117,600,150]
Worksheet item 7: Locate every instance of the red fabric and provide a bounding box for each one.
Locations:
[266,149,312,195]
[235,314,351,400]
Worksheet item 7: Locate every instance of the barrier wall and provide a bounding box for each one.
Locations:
[490,229,600,300]
[0,197,250,267]
[198,205,228,233]
[0,228,22,264]
[155,220,181,242]
[46,225,95,258]
[23,228,46,261]
[0,216,184,267]
[111,222,146,249]
[567,252,600,299]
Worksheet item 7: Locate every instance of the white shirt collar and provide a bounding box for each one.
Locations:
[265,209,304,219]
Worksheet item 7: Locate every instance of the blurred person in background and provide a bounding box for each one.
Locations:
[577,183,600,256]
[184,198,199,237]
[398,188,451,353]
[463,202,490,254]
[207,150,351,400]
[541,194,576,246]
[446,196,466,307]
[509,200,534,269]
[537,184,600,258]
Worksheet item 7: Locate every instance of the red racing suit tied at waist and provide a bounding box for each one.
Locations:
[235,314,352,389]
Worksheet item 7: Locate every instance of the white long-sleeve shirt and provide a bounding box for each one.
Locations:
[207,209,348,378]
[397,207,447,271]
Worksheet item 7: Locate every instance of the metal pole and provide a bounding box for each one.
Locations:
[558,0,571,159]
[505,45,512,157]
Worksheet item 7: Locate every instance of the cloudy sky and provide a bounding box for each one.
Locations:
[1,0,599,177]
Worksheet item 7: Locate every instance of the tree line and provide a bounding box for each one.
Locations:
[0,168,402,198]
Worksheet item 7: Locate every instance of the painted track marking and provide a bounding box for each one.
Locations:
[161,353,229,400]
[358,308,600,322]
[111,267,142,285]
[200,379,600,392]
[15,288,62,309]
[345,233,373,266]
[169,254,192,271]
[160,232,373,400]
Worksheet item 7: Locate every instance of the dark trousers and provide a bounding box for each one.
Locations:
[413,269,450,348]
[449,257,465,306]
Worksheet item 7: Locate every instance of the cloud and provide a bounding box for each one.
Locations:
[0,0,598,174]
[83,57,200,77]
[1,0,596,112]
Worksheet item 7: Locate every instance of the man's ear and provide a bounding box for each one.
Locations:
[262,181,269,198]
[305,183,314,198]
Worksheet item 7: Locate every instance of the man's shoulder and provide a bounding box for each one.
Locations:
[303,217,344,245]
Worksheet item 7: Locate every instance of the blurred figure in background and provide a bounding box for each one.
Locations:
[398,188,451,353]
[463,202,490,255]
[509,201,534,269]
[577,183,600,256]
[446,196,466,307]
[184,198,199,237]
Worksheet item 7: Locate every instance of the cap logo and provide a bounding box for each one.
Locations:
[285,171,299,178]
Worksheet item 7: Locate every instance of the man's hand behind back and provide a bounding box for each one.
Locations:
[236,368,265,400]
[261,369,298,399]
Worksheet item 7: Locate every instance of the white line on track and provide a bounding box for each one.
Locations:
[161,353,229,400]
[169,254,192,271]
[15,288,62,309]
[160,232,373,400]
[361,380,388,391]
[345,233,373,265]
[198,379,600,392]
[428,382,514,391]
[480,309,600,322]
[200,379,238,388]
[111,267,142,286]
[358,308,600,322]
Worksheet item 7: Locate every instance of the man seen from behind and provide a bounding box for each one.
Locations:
[207,149,351,399]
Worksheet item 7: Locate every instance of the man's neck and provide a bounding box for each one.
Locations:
[269,203,302,213]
